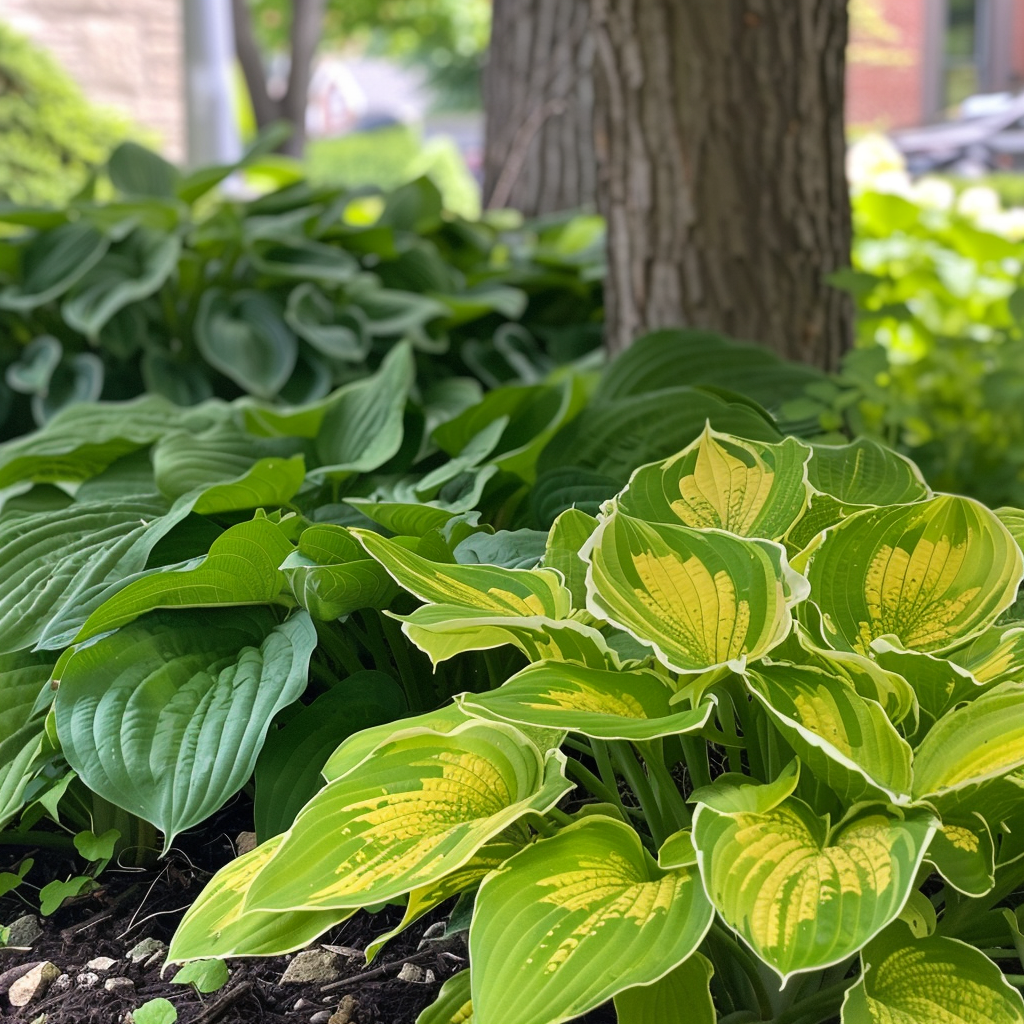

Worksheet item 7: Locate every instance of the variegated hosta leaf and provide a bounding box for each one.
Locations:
[912,682,1024,802]
[458,661,713,741]
[542,508,598,610]
[470,817,714,1024]
[416,970,473,1024]
[948,624,1024,685]
[925,815,995,897]
[996,507,1024,556]
[744,663,913,805]
[582,511,800,674]
[807,438,930,507]
[613,953,716,1024]
[842,923,1024,1024]
[365,833,525,962]
[354,529,572,619]
[613,426,812,541]
[805,496,1022,655]
[692,792,937,980]
[244,721,571,913]
[168,836,354,961]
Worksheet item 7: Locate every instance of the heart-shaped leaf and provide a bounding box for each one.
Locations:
[807,438,930,507]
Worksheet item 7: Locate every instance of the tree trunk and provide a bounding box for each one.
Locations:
[591,0,853,371]
[483,0,597,216]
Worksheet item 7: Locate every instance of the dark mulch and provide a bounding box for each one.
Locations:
[0,802,617,1023]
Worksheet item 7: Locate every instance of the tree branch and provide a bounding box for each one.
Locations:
[231,0,279,128]
[281,0,328,155]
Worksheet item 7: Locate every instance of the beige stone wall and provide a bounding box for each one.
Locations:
[1,0,185,161]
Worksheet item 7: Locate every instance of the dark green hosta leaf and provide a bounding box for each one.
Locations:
[32,353,104,425]
[195,289,298,399]
[470,817,713,1024]
[250,239,359,284]
[0,222,110,312]
[842,923,1024,1024]
[254,671,407,840]
[352,286,448,337]
[529,467,620,529]
[107,142,181,198]
[6,336,62,396]
[808,438,931,507]
[453,530,547,570]
[55,607,317,850]
[284,284,371,362]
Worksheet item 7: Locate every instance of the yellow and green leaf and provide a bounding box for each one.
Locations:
[458,661,713,742]
[583,511,799,674]
[244,721,571,913]
[614,426,812,540]
[470,816,714,1024]
[925,815,995,897]
[692,793,936,980]
[948,625,1024,685]
[805,496,1022,655]
[416,970,473,1024]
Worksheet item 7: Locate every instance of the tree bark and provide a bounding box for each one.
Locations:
[483,0,597,216]
[591,0,853,371]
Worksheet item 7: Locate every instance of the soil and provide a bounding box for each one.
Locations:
[0,802,617,1024]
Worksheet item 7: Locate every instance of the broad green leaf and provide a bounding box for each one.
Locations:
[615,427,812,540]
[454,530,547,570]
[416,970,472,1024]
[542,508,597,609]
[613,953,715,1024]
[344,499,460,538]
[250,238,359,284]
[74,516,297,642]
[807,438,930,506]
[805,496,1022,655]
[281,553,397,620]
[168,835,354,961]
[583,511,798,674]
[925,816,995,897]
[470,816,714,1024]
[193,456,306,515]
[842,924,1024,1024]
[692,795,937,980]
[948,625,1024,684]
[131,998,178,1024]
[871,641,980,723]
[6,335,62,396]
[745,663,913,804]
[244,721,572,912]
[254,671,407,841]
[55,608,317,850]
[170,958,229,993]
[459,661,713,741]
[107,142,181,197]
[912,682,1024,801]
[285,283,371,362]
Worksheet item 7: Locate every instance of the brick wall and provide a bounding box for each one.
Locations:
[1,0,185,161]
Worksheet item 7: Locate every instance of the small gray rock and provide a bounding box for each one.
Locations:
[52,975,72,994]
[329,995,361,1024]
[85,956,117,972]
[280,948,342,985]
[126,938,167,965]
[310,1013,332,1024]
[293,998,315,1011]
[6,915,43,948]
[8,962,60,1007]
[397,963,426,983]
[103,976,135,995]
[75,972,99,989]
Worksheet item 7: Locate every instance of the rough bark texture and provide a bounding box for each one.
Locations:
[591,0,853,370]
[484,0,597,215]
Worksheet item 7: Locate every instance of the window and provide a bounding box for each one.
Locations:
[946,0,979,107]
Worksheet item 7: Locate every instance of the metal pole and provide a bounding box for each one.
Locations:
[182,0,243,168]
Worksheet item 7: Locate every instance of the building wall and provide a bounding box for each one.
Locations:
[0,0,185,161]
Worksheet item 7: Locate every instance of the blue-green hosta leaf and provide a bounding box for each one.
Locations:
[615,427,812,541]
[416,970,472,1024]
[745,663,914,805]
[453,530,547,571]
[925,815,995,897]
[542,508,598,610]
[254,671,407,841]
[613,953,716,1024]
[74,516,297,643]
[244,721,571,912]
[582,511,801,674]
[284,283,371,363]
[805,496,1022,655]
[459,661,713,741]
[692,793,937,981]
[55,608,317,850]
[470,816,714,1024]
[249,238,359,284]
[168,835,354,961]
[841,924,1024,1024]
[948,625,1024,685]
[807,438,931,507]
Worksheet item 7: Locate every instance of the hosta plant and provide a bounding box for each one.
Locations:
[171,425,1024,1024]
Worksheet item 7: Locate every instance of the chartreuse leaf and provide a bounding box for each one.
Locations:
[244,721,572,913]
[692,786,937,980]
[254,671,407,841]
[808,438,930,506]
[416,970,472,1024]
[582,511,798,674]
[912,683,1024,802]
[55,608,317,851]
[470,816,714,1024]
[949,625,1024,684]
[744,662,913,805]
[458,661,713,741]
[615,427,812,540]
[805,496,1022,655]
[542,508,597,609]
[613,953,716,1024]
[365,832,526,963]
[75,516,297,642]
[168,836,354,961]
[841,923,1024,1024]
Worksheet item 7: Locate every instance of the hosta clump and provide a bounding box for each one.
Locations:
[169,424,1024,1023]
